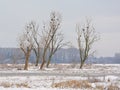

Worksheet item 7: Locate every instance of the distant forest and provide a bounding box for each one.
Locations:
[0,48,120,64]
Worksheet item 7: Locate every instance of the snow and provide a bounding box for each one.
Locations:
[0,64,120,90]
[91,83,96,88]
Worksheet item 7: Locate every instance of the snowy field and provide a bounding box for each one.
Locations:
[0,64,120,90]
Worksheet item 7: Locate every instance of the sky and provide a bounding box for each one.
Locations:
[0,0,120,57]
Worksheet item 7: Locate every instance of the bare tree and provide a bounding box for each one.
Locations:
[76,19,98,69]
[29,21,41,66]
[40,11,61,69]
[46,31,68,68]
[19,22,34,70]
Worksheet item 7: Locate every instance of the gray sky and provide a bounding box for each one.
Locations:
[0,0,120,57]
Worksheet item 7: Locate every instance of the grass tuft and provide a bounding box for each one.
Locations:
[52,80,91,89]
[0,82,30,88]
[108,84,119,90]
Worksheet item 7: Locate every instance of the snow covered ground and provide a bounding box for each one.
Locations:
[0,64,120,90]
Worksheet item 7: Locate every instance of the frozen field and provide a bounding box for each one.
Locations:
[0,64,120,90]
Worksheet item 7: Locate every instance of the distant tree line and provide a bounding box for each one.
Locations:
[1,48,120,65]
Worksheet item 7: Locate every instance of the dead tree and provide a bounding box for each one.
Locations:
[76,19,98,69]
[40,11,61,69]
[19,22,34,70]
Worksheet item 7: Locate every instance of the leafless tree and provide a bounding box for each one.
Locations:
[76,19,98,69]
[19,22,34,70]
[29,21,41,66]
[46,31,69,68]
[40,11,62,69]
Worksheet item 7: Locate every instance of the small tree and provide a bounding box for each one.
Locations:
[76,19,98,69]
[19,22,34,70]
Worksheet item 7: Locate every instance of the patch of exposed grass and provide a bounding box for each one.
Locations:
[96,85,104,90]
[88,78,102,83]
[0,82,30,88]
[15,83,30,88]
[52,80,91,89]
[0,82,11,88]
[108,84,119,90]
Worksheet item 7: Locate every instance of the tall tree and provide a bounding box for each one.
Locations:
[46,31,69,68]
[40,11,61,69]
[19,22,34,70]
[76,19,98,69]
[30,21,41,66]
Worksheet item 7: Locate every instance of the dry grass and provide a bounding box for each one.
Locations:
[108,84,119,90]
[88,78,102,83]
[15,83,30,88]
[0,82,30,88]
[52,80,91,89]
[95,85,104,90]
[0,82,11,88]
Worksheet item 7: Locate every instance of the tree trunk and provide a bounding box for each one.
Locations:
[40,48,47,69]
[24,54,29,70]
[46,55,52,68]
[80,61,84,69]
[40,59,45,69]
[46,59,51,68]
[35,55,40,66]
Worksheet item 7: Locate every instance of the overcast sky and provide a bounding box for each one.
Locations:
[0,0,120,57]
